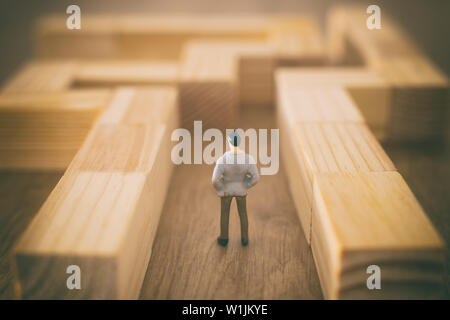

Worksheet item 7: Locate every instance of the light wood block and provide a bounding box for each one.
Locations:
[291,122,395,242]
[327,5,449,142]
[72,61,179,88]
[13,87,179,299]
[376,56,449,141]
[36,14,269,60]
[0,60,179,170]
[2,60,179,92]
[36,16,118,60]
[1,61,77,93]
[276,68,445,299]
[312,172,445,299]
[0,90,111,170]
[269,16,326,66]
[276,68,392,140]
[179,41,239,130]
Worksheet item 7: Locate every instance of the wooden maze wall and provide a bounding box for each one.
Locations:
[0,6,448,299]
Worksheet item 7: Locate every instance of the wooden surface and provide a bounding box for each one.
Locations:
[0,109,449,299]
[140,163,321,299]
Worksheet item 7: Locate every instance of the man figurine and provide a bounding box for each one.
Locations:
[212,130,259,247]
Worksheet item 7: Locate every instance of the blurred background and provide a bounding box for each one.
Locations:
[0,0,449,86]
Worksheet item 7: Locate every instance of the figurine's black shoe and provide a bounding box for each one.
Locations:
[241,238,249,246]
[217,237,229,247]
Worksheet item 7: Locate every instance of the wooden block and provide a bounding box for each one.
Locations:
[1,61,77,93]
[291,122,395,242]
[326,6,449,142]
[72,61,179,88]
[376,56,449,141]
[36,14,269,60]
[276,68,392,242]
[234,42,275,108]
[2,60,180,92]
[311,172,445,299]
[269,16,326,66]
[114,15,268,60]
[327,6,420,67]
[179,41,239,130]
[36,16,119,60]
[13,87,179,299]
[276,68,395,141]
[0,90,111,169]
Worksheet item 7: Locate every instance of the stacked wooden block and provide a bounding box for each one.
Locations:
[2,60,179,92]
[178,41,239,130]
[36,15,269,60]
[277,69,445,299]
[327,5,449,141]
[0,60,179,170]
[14,87,179,299]
[0,90,111,169]
[276,68,392,141]
[269,16,326,66]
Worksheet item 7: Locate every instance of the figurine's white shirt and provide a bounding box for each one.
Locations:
[211,152,259,197]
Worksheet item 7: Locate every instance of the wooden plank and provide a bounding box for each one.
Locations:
[376,56,449,141]
[269,16,326,66]
[327,5,449,142]
[36,14,269,60]
[276,68,391,140]
[291,122,395,242]
[0,60,179,170]
[312,172,445,299]
[1,61,77,93]
[72,61,178,88]
[0,90,111,170]
[2,60,179,92]
[276,69,445,299]
[13,87,179,299]
[178,41,239,130]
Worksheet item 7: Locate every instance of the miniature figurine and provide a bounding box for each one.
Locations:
[211,130,259,247]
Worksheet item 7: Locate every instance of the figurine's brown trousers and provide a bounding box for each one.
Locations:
[219,196,248,242]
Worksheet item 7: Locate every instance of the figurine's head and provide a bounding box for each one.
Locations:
[227,130,241,148]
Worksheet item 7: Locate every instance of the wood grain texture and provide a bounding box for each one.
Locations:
[312,172,444,299]
[140,163,322,299]
[275,68,445,298]
[13,87,179,299]
[327,5,449,142]
[0,90,111,170]
[36,15,269,60]
[0,171,63,299]
[179,41,239,130]
[269,16,325,66]
[2,60,179,93]
[139,107,322,299]
[1,61,77,93]
[0,113,449,300]
[276,68,391,140]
